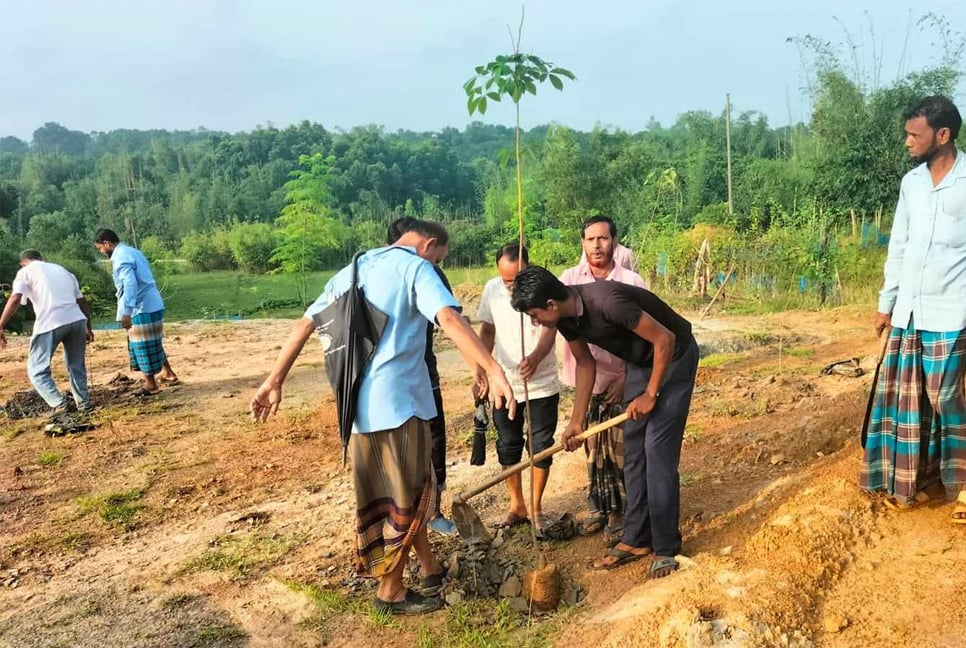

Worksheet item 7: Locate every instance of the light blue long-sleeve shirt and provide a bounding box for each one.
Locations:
[304,246,460,434]
[110,243,164,320]
[879,150,966,332]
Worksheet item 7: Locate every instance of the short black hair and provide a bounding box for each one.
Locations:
[386,217,418,245]
[582,214,618,239]
[511,265,570,312]
[496,242,529,265]
[387,218,449,247]
[94,228,120,244]
[19,249,43,261]
[904,96,962,140]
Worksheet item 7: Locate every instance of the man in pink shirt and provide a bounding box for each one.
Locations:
[561,215,646,547]
[579,240,637,273]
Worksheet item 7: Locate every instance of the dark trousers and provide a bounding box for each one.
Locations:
[492,393,560,469]
[621,338,698,557]
[429,387,447,492]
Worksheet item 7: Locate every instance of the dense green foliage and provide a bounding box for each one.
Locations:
[0,16,961,319]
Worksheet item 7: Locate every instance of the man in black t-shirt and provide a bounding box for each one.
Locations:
[512,266,698,578]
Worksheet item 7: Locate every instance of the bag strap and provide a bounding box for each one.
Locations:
[350,250,365,288]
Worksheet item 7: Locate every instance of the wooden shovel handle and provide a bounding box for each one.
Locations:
[454,412,631,504]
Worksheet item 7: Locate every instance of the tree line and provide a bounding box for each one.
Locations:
[0,17,961,302]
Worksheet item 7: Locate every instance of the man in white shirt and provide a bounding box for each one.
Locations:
[476,243,559,534]
[0,250,94,413]
[562,215,647,548]
[861,95,966,525]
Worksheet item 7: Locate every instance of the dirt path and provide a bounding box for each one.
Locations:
[1,309,963,647]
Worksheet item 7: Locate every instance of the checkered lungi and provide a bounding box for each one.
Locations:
[127,309,167,376]
[860,322,966,503]
[351,417,436,578]
[585,395,627,516]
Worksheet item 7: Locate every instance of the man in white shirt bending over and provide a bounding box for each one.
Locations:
[0,250,94,413]
[476,242,560,535]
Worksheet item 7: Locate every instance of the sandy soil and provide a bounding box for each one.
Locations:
[1,306,963,648]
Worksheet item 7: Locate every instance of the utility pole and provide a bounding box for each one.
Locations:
[725,93,734,217]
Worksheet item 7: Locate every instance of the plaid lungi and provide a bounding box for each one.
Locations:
[860,322,966,503]
[585,395,627,516]
[127,310,167,376]
[351,417,436,578]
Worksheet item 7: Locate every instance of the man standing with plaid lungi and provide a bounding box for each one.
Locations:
[251,220,515,615]
[94,229,179,396]
[861,96,966,526]
[561,215,647,548]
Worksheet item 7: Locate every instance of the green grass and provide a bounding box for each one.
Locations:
[413,599,556,648]
[192,623,247,646]
[684,424,704,442]
[158,270,335,321]
[76,489,145,531]
[3,421,30,441]
[38,451,64,466]
[155,264,559,322]
[287,582,363,642]
[698,352,746,369]
[180,530,301,581]
[786,347,815,357]
[159,593,199,610]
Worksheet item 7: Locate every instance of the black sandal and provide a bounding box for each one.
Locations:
[417,571,445,596]
[372,588,443,615]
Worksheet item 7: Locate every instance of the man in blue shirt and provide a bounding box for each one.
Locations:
[861,96,966,525]
[251,219,514,615]
[386,217,459,537]
[94,229,179,396]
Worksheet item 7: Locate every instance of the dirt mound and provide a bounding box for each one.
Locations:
[1,375,143,422]
[1,391,49,419]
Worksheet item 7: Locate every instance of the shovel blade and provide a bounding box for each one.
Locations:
[451,501,491,545]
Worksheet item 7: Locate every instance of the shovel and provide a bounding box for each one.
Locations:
[451,412,630,544]
[860,328,891,449]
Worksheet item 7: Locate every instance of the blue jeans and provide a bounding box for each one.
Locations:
[27,319,90,408]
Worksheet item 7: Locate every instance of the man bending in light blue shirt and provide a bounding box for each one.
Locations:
[94,229,179,396]
[861,96,966,526]
[250,219,514,615]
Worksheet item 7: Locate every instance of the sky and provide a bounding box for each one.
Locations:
[2,0,965,140]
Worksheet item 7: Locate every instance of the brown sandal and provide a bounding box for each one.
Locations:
[490,512,530,529]
[953,491,966,526]
[883,490,931,512]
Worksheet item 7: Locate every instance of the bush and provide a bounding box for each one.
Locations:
[139,236,171,264]
[50,257,115,318]
[228,222,278,274]
[26,211,84,257]
[180,229,236,271]
[0,230,27,333]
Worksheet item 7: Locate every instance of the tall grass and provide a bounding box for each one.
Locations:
[150,224,886,323]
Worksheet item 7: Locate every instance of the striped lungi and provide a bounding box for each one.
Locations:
[860,322,966,503]
[585,395,627,516]
[351,417,436,578]
[128,310,167,376]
